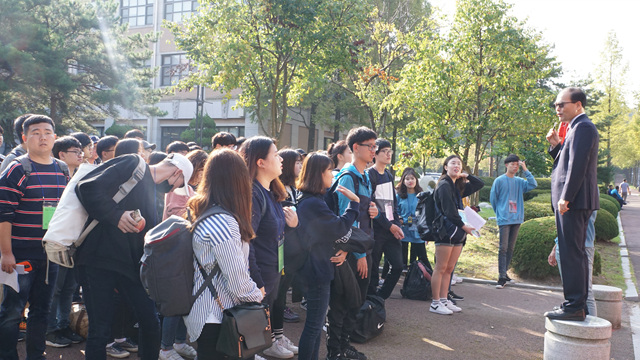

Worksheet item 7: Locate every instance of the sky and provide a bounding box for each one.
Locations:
[429,0,640,106]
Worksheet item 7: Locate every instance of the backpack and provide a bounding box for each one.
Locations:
[351,294,386,343]
[415,189,438,242]
[400,260,433,301]
[140,205,231,317]
[324,171,359,216]
[283,192,311,274]
[42,156,146,268]
[16,154,70,185]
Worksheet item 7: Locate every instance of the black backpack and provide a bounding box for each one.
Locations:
[400,260,433,301]
[351,294,386,343]
[324,171,359,216]
[414,189,437,241]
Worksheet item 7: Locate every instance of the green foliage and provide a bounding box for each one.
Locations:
[603,193,622,211]
[512,217,558,279]
[523,201,554,221]
[534,178,551,190]
[528,192,552,204]
[593,250,602,276]
[105,124,138,138]
[595,209,619,241]
[478,186,491,202]
[522,189,550,201]
[599,195,619,217]
[0,0,162,131]
[180,114,217,147]
[479,176,495,186]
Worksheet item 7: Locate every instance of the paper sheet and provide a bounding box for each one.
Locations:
[0,269,19,293]
[463,206,486,230]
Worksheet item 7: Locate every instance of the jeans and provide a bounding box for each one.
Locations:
[78,266,160,360]
[369,235,403,299]
[0,259,58,360]
[297,280,331,360]
[161,316,188,350]
[498,224,521,278]
[47,265,78,332]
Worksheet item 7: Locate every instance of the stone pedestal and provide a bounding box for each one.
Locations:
[592,284,623,329]
[544,316,612,360]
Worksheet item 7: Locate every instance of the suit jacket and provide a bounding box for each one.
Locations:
[549,114,600,211]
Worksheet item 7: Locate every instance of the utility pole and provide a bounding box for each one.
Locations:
[195,85,205,145]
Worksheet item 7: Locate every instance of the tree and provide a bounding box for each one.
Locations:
[0,0,162,134]
[394,0,560,178]
[180,114,218,147]
[169,0,368,143]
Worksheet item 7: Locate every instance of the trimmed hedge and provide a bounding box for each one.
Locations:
[512,216,559,279]
[594,250,602,276]
[602,193,622,212]
[479,186,491,202]
[479,176,494,186]
[523,189,551,201]
[529,193,552,204]
[524,201,554,221]
[599,198,619,218]
[535,178,551,190]
[595,209,619,241]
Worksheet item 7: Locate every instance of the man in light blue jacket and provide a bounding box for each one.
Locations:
[490,154,537,288]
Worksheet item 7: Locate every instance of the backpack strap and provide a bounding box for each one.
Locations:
[16,155,70,190]
[75,155,148,249]
[53,159,70,180]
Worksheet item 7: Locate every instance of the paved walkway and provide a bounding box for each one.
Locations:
[22,197,640,360]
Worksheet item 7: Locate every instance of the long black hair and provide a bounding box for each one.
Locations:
[440,155,466,195]
[396,167,423,199]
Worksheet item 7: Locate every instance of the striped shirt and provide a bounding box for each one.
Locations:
[184,213,263,342]
[0,158,68,260]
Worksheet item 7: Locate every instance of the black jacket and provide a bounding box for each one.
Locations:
[433,174,484,228]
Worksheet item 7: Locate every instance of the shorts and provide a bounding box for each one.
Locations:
[434,220,466,246]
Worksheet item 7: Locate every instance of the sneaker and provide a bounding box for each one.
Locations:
[46,330,72,348]
[279,336,298,355]
[452,274,463,283]
[496,277,507,289]
[18,331,25,342]
[263,340,294,359]
[300,298,307,311]
[430,302,453,315]
[326,352,344,360]
[117,338,138,353]
[106,343,130,358]
[505,274,515,283]
[342,345,367,360]
[159,349,184,360]
[59,326,84,343]
[444,299,462,312]
[283,306,300,323]
[256,355,267,360]
[449,290,464,301]
[174,343,197,359]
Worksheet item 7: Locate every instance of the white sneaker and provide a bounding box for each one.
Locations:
[174,343,197,359]
[255,356,267,360]
[444,299,462,312]
[451,278,457,286]
[453,275,463,284]
[429,302,453,315]
[278,336,298,355]
[263,340,294,359]
[159,349,184,360]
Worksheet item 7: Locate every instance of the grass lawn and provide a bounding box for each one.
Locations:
[593,235,626,290]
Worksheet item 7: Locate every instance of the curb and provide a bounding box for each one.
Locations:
[458,276,563,292]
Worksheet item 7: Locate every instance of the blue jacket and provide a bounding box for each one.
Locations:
[397,193,423,243]
[490,171,537,226]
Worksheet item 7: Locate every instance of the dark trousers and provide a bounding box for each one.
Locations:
[368,235,403,299]
[555,209,592,312]
[197,324,256,360]
[498,224,521,278]
[272,271,295,331]
[402,242,431,269]
[0,259,58,360]
[327,254,370,355]
[78,266,160,360]
[297,279,331,360]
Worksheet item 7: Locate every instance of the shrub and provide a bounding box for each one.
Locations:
[593,250,602,276]
[534,178,551,190]
[479,176,494,187]
[598,198,618,218]
[524,201,554,221]
[523,189,551,201]
[595,209,618,241]
[529,193,552,205]
[602,193,622,212]
[479,186,491,202]
[512,217,559,279]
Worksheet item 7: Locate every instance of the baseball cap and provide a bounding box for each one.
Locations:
[143,141,157,151]
[90,135,99,143]
[165,153,193,193]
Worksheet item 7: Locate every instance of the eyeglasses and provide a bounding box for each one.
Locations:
[64,150,84,157]
[358,143,378,152]
[553,101,576,109]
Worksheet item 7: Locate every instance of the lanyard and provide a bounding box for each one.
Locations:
[29,158,61,201]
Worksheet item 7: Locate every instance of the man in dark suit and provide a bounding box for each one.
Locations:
[544,87,599,321]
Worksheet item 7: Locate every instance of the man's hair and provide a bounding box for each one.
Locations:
[212,132,237,148]
[96,135,119,160]
[148,151,168,165]
[375,138,391,154]
[115,138,141,157]
[14,114,34,143]
[166,141,190,154]
[124,129,145,139]
[0,124,4,135]
[70,132,92,148]
[624,179,627,182]
[52,136,83,159]
[235,136,246,148]
[346,126,377,151]
[22,115,55,134]
[565,87,587,108]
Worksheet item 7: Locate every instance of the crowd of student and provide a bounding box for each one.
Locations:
[0,114,484,360]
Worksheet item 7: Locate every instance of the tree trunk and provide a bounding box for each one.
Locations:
[307,103,317,151]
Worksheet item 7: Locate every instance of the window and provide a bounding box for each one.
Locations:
[161,54,190,87]
[121,0,154,27]
[161,126,189,151]
[217,126,245,138]
[164,0,198,23]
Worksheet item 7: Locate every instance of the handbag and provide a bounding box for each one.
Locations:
[199,265,272,359]
[334,226,374,253]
